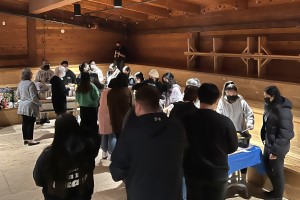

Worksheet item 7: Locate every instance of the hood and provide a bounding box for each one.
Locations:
[135,112,169,137]
[281,97,292,109]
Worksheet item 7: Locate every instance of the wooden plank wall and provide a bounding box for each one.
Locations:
[0,13,123,68]
[0,13,28,67]
[128,29,300,83]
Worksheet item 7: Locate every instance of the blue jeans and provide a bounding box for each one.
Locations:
[101,134,116,154]
[182,177,187,200]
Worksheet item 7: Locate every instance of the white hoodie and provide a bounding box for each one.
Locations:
[216,95,254,132]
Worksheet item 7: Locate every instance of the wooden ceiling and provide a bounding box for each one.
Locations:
[0,0,299,33]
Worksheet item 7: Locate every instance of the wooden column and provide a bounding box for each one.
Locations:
[27,18,37,67]
[247,37,256,76]
[213,37,222,73]
[258,36,270,78]
[186,32,199,69]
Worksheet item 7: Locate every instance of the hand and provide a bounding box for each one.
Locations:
[269,154,277,160]
[247,124,254,130]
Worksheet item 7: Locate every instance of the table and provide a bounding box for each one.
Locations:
[38,97,78,121]
[228,145,265,197]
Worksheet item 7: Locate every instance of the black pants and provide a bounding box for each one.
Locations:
[185,177,228,200]
[264,147,285,198]
[80,106,98,134]
[114,59,125,71]
[22,115,36,140]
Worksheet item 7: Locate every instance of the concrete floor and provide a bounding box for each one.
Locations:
[0,121,280,200]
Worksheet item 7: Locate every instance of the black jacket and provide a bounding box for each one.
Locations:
[183,109,238,181]
[169,101,198,121]
[50,76,69,114]
[261,97,294,158]
[109,112,185,200]
[33,132,100,200]
[62,69,76,85]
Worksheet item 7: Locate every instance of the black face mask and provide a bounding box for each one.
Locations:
[264,97,271,104]
[226,95,239,103]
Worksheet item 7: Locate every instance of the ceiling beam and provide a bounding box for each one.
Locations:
[82,1,148,20]
[147,0,201,15]
[29,0,81,14]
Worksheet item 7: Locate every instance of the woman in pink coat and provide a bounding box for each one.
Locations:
[98,87,116,160]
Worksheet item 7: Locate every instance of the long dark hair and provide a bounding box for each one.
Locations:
[264,86,283,126]
[43,113,96,197]
[76,72,91,93]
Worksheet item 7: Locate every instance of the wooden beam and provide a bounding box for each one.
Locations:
[147,0,201,14]
[27,18,38,66]
[130,2,300,33]
[29,0,81,14]
[184,52,300,61]
[82,1,148,20]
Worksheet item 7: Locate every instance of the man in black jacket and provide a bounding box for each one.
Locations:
[109,85,185,200]
[182,83,238,200]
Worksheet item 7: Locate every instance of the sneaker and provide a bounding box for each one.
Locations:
[107,153,111,161]
[102,151,108,159]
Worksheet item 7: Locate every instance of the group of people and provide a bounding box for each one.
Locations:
[16,58,294,199]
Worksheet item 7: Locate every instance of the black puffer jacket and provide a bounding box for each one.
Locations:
[261,97,294,158]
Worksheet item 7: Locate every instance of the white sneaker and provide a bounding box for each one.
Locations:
[102,151,108,159]
[107,153,111,161]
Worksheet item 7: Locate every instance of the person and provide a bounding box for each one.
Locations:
[76,72,100,135]
[261,86,294,199]
[107,73,132,139]
[50,66,69,116]
[131,72,145,91]
[169,85,199,121]
[106,63,120,86]
[17,68,42,146]
[182,83,238,200]
[33,113,100,200]
[109,85,185,200]
[185,78,201,108]
[217,81,254,133]
[113,41,126,71]
[162,72,182,107]
[61,60,76,85]
[122,66,135,86]
[89,60,104,83]
[169,84,199,200]
[35,60,54,124]
[76,63,90,85]
[98,83,116,160]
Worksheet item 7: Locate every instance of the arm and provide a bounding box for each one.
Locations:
[109,128,131,181]
[28,82,41,107]
[91,84,100,102]
[270,108,294,156]
[242,100,254,129]
[216,99,224,114]
[71,71,76,84]
[226,117,238,154]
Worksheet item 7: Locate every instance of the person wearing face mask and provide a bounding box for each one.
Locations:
[106,63,120,86]
[161,72,182,108]
[113,41,126,71]
[216,81,254,133]
[261,86,294,199]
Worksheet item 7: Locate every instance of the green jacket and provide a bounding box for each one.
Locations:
[76,83,99,107]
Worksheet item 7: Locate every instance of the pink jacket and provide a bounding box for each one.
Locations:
[98,88,113,134]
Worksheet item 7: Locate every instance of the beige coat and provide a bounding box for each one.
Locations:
[98,88,112,134]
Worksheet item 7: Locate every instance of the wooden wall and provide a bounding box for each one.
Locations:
[127,29,300,83]
[0,13,123,68]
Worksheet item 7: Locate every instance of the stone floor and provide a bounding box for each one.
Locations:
[0,121,279,200]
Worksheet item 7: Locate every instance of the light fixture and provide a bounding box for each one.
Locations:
[61,29,65,33]
[114,0,122,8]
[74,3,81,16]
[2,21,5,26]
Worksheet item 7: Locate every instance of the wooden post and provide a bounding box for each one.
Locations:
[27,18,37,67]
[186,32,198,69]
[247,37,256,76]
[258,36,269,78]
[213,37,222,73]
